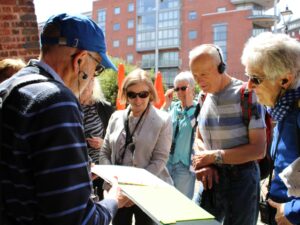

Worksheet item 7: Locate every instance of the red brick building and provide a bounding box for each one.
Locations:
[0,0,39,62]
[92,0,277,86]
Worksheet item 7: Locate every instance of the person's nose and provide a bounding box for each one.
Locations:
[134,96,144,102]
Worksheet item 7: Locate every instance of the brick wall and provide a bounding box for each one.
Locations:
[0,0,40,62]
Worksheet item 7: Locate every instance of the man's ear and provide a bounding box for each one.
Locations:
[72,50,87,72]
[280,73,294,89]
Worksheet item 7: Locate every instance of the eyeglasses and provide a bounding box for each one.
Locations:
[71,52,105,77]
[127,91,150,99]
[174,86,187,92]
[245,74,264,85]
[87,53,105,77]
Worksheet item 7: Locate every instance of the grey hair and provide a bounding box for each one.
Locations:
[241,32,300,84]
[92,79,106,102]
[189,44,223,68]
[174,71,195,88]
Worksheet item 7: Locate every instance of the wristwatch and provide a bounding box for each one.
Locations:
[214,150,223,165]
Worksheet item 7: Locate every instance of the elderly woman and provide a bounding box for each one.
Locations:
[241,32,300,225]
[99,68,172,225]
[80,79,114,199]
[162,71,197,199]
[0,58,26,83]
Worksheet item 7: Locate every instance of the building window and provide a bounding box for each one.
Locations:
[97,9,106,34]
[137,0,155,13]
[160,68,178,87]
[158,28,180,47]
[159,51,179,67]
[141,54,155,68]
[158,10,179,28]
[217,7,226,12]
[213,24,227,62]
[113,23,120,31]
[188,30,197,40]
[127,54,134,64]
[188,11,197,20]
[128,3,134,12]
[114,7,120,15]
[113,40,120,48]
[127,19,134,29]
[137,14,156,31]
[160,0,180,9]
[137,31,156,49]
[127,36,134,46]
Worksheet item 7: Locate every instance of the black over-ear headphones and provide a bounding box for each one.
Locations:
[214,46,226,74]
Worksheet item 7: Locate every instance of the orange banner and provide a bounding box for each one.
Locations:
[116,63,126,110]
[153,71,165,108]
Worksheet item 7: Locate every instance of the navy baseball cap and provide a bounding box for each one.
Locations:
[40,13,116,71]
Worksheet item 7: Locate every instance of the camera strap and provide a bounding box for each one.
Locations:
[122,104,149,159]
[170,118,180,155]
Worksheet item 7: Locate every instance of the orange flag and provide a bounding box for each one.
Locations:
[116,63,126,110]
[153,71,165,108]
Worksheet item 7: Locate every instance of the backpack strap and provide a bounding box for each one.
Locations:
[0,74,49,225]
[240,82,252,126]
[240,82,260,126]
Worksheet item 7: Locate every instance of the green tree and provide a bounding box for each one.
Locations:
[97,57,136,106]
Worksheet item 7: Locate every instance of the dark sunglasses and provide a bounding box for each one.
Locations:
[87,53,105,77]
[127,91,150,99]
[174,86,187,92]
[245,74,264,85]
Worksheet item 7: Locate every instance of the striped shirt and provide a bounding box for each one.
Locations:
[198,78,265,150]
[0,63,117,225]
[82,104,104,164]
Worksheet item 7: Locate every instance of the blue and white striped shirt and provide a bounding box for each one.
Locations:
[198,78,265,150]
[0,62,117,225]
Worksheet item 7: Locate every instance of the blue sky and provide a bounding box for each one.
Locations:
[34,0,299,24]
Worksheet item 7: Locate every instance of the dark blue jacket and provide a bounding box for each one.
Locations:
[269,105,300,224]
[0,61,117,225]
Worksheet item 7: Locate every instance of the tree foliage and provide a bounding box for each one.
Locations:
[97,57,137,106]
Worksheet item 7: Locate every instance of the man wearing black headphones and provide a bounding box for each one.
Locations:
[0,13,125,225]
[189,44,266,225]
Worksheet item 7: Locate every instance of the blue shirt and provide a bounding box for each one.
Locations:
[167,101,197,167]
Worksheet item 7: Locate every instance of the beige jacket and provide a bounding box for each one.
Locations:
[99,104,173,184]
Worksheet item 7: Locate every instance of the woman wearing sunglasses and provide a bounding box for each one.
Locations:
[242,32,300,225]
[99,68,173,225]
[161,71,197,199]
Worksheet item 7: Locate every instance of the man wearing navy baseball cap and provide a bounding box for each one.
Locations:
[0,13,124,225]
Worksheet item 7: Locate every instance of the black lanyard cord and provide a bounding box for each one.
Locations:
[122,103,149,159]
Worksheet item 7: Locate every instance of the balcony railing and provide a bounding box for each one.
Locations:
[230,0,274,9]
[141,59,180,69]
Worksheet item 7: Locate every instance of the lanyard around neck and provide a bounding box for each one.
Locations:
[124,104,149,147]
